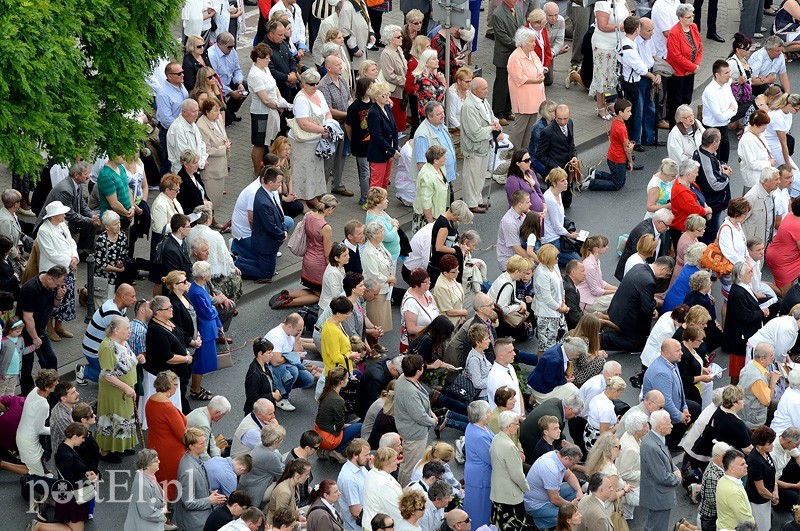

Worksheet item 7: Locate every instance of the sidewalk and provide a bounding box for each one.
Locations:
[0,0,743,373]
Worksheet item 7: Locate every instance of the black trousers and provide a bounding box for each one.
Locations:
[693,0,720,33]
[224,80,248,124]
[666,399,702,449]
[492,67,512,118]
[622,80,641,143]
[701,122,731,163]
[666,74,695,129]
[600,329,648,353]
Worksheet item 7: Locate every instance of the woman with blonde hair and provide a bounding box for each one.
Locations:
[360,59,380,81]
[446,66,474,131]
[542,168,582,265]
[413,49,446,118]
[623,234,658,277]
[366,81,400,189]
[410,442,463,495]
[765,92,800,169]
[181,35,210,91]
[535,244,569,353]
[577,235,617,313]
[401,10,425,57]
[584,377,627,451]
[365,187,401,267]
[405,35,431,133]
[195,66,225,114]
[396,489,428,531]
[584,432,633,502]
[671,213,707,285]
[380,24,408,133]
[567,314,607,388]
[645,158,678,219]
[270,136,304,219]
[529,100,558,175]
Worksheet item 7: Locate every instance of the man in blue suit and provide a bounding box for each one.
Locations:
[242,167,287,283]
[528,336,587,404]
[642,338,701,450]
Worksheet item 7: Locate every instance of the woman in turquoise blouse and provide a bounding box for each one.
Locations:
[365,186,401,263]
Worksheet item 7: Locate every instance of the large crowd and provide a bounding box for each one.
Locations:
[5,0,800,530]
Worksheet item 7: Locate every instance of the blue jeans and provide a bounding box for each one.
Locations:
[83,355,102,383]
[438,392,468,415]
[552,238,581,267]
[256,252,278,279]
[527,484,577,529]
[445,411,469,432]
[236,256,262,280]
[283,216,295,232]
[335,423,363,453]
[634,77,657,146]
[589,160,627,191]
[272,354,315,398]
[20,334,59,395]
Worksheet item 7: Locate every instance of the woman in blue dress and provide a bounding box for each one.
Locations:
[187,260,223,400]
[463,400,494,528]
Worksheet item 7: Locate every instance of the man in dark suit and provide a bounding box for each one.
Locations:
[536,104,578,208]
[518,395,584,465]
[343,220,365,275]
[249,167,287,284]
[356,356,403,419]
[34,161,100,253]
[266,20,300,103]
[491,0,524,123]
[528,337,587,403]
[602,257,675,353]
[563,260,585,329]
[614,208,673,281]
[160,213,193,280]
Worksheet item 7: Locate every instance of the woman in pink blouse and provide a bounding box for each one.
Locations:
[577,235,617,313]
[507,27,546,154]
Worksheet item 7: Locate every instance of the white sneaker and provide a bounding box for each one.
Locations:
[75,364,87,386]
[276,398,296,411]
[277,251,283,257]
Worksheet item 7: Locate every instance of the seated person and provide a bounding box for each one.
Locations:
[202,489,253,531]
[528,337,587,404]
[529,415,562,464]
[522,444,584,529]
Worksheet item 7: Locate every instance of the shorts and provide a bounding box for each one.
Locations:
[251,113,268,146]
[301,277,323,292]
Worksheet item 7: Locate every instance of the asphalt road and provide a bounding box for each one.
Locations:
[4,60,800,531]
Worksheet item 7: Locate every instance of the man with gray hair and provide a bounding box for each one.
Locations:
[166,98,208,173]
[319,54,353,197]
[524,444,583,529]
[617,390,664,439]
[356,355,404,419]
[420,480,453,531]
[529,336,587,404]
[743,166,779,244]
[615,206,673,280]
[519,394,584,464]
[230,398,278,458]
[207,31,248,126]
[187,395,232,460]
[412,101,457,191]
[698,441,732,530]
[771,427,800,509]
[749,36,790,96]
[34,161,100,253]
[571,360,623,453]
[640,409,681,531]
[738,342,780,429]
[694,127,732,242]
[460,77,502,214]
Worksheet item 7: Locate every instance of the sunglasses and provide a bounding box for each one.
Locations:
[307,82,319,86]
[207,75,216,80]
[521,158,532,162]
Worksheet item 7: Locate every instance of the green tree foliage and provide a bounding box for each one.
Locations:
[0,0,183,177]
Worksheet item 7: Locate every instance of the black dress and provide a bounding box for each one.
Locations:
[54,443,92,523]
[145,321,191,414]
[745,449,776,505]
[677,343,704,405]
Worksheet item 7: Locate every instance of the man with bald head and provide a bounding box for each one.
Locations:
[633,18,664,149]
[166,98,208,173]
[77,284,137,385]
[544,3,569,86]
[460,77,502,214]
[617,390,665,439]
[536,104,578,207]
[319,54,353,197]
[446,509,471,531]
[643,338,701,449]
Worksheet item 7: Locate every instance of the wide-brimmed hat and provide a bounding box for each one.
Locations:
[43,201,71,219]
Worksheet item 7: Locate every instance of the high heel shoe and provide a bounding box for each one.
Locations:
[596,108,612,121]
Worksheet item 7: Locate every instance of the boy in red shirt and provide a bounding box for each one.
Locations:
[583,99,635,191]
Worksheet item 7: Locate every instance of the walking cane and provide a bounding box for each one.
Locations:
[483,129,504,207]
[132,395,145,449]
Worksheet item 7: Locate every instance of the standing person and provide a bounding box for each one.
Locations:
[487,339,524,416]
[320,54,354,198]
[380,25,408,134]
[187,261,223,398]
[156,62,190,176]
[582,99,636,192]
[0,319,36,396]
[640,410,682,531]
[668,105,706,164]
[16,369,58,476]
[166,101,208,175]
[196,99,231,215]
[589,0,632,121]
[664,4,703,129]
[145,370,186,504]
[367,82,400,190]
[536,105,578,208]
[693,129,732,243]
[669,159,712,246]
[464,400,494,528]
[701,61,738,164]
[124,449,167,531]
[173,428,227,530]
[716,449,754,530]
[96,316,140,458]
[489,411,531,531]
[634,18,663,149]
[412,146,450,234]
[340,0,375,77]
[395,354,436,486]
[346,78,375,207]
[491,0,524,125]
[534,245,569,354]
[411,102,456,194]
[413,50,447,120]
[248,44,291,177]
[362,222,396,334]
[460,77,501,214]
[507,28,546,151]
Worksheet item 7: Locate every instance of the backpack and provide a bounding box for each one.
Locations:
[287,213,311,256]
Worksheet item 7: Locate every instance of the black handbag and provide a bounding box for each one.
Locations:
[444,373,479,403]
[559,218,582,255]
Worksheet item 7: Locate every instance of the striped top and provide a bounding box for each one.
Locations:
[81,299,126,358]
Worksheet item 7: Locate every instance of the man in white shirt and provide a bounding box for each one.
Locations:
[231,176,261,264]
[701,60,738,164]
[750,37,790,96]
[775,165,794,222]
[487,338,523,415]
[650,0,678,127]
[544,3,569,85]
[166,99,208,173]
[420,481,453,531]
[269,0,307,56]
[264,314,317,411]
[771,427,800,507]
[619,16,660,149]
[402,223,434,283]
[633,18,664,148]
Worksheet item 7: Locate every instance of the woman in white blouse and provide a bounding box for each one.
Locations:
[764,93,800,170]
[16,369,58,477]
[737,109,775,195]
[534,244,569,355]
[363,221,397,335]
[37,201,79,339]
[584,376,627,451]
[667,105,705,163]
[718,196,752,298]
[487,256,530,335]
[247,43,291,177]
[319,242,350,312]
[541,168,581,265]
[149,173,184,292]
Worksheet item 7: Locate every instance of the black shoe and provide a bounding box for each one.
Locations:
[707,33,725,43]
[244,0,257,4]
[633,144,645,152]
[633,163,644,170]
[629,373,643,388]
[485,32,495,40]
[99,453,122,464]
[121,449,136,456]
[647,140,667,147]
[230,114,242,122]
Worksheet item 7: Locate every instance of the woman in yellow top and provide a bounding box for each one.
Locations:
[318,296,364,396]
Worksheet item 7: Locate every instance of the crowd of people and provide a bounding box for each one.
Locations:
[6,0,800,530]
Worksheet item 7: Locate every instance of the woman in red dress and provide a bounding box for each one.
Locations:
[145,370,187,501]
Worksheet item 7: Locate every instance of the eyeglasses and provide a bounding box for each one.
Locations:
[376,524,395,529]
[521,158,532,162]
[458,517,472,525]
[207,75,216,80]
[411,20,423,25]
[157,306,173,312]
[169,71,185,76]
[307,82,319,86]
[195,44,205,49]
[178,279,191,284]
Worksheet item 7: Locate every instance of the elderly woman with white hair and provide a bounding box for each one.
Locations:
[187,260,223,399]
[380,24,408,133]
[584,376,627,451]
[667,105,706,163]
[489,410,530,531]
[617,409,649,519]
[413,49,447,118]
[291,69,334,209]
[723,261,768,383]
[176,149,212,216]
[507,27,546,151]
[718,196,752,297]
[124,448,166,531]
[464,400,494,528]
[669,158,712,249]
[188,204,242,301]
[362,221,396,334]
[662,242,707,312]
[738,109,775,194]
[94,210,134,307]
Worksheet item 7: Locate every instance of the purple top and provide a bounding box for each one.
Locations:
[505,173,546,213]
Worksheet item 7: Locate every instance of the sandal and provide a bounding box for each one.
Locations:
[190,389,213,401]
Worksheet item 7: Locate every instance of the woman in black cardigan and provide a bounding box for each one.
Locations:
[243,337,280,415]
[51,423,97,528]
[163,270,203,405]
[145,295,193,414]
[176,150,212,216]
[723,261,768,384]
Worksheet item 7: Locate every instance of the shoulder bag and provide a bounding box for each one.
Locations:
[288,97,323,142]
[495,282,526,327]
[287,213,310,256]
[700,225,734,276]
